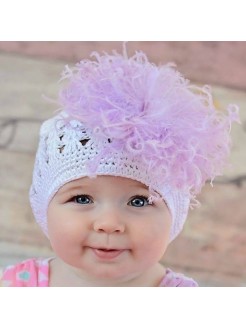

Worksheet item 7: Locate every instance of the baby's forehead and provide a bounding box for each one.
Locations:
[60,175,149,192]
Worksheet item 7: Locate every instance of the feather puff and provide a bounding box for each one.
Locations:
[57,49,240,198]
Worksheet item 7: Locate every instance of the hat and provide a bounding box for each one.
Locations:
[29,48,240,242]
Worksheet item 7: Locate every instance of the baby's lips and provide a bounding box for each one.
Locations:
[90,248,126,260]
[90,246,124,251]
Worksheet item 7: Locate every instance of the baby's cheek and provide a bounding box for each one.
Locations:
[48,216,78,246]
[136,219,170,251]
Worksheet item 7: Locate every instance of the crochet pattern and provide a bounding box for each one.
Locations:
[30,114,190,241]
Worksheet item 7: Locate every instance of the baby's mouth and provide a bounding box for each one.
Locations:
[89,247,126,260]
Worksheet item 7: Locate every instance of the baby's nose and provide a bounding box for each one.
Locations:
[93,211,125,234]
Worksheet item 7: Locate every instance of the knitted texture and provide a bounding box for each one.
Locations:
[29,48,239,242]
[29,113,190,241]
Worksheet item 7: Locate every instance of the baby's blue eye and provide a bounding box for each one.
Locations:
[128,196,150,207]
[74,195,92,204]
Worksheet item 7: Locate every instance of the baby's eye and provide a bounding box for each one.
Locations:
[72,195,93,205]
[128,196,151,207]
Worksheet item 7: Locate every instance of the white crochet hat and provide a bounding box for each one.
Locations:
[29,112,190,242]
[29,49,239,242]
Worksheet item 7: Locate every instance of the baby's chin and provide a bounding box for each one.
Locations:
[70,261,144,286]
[83,265,139,283]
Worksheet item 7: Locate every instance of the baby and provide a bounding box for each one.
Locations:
[0,47,239,286]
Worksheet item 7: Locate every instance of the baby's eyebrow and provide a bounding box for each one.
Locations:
[58,183,90,196]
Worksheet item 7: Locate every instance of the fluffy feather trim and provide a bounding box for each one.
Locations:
[57,49,240,198]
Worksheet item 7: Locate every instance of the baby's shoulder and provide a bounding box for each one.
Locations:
[159,268,198,287]
[0,258,50,287]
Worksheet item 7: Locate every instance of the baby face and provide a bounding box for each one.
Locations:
[47,175,172,283]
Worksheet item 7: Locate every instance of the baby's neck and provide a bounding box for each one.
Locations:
[49,258,166,287]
